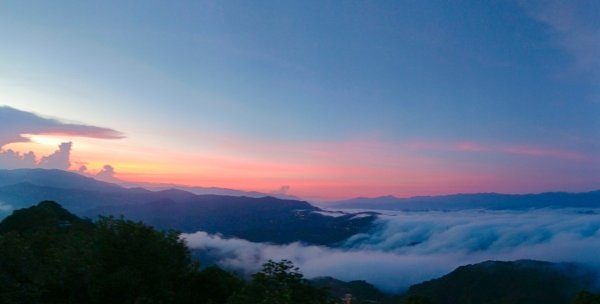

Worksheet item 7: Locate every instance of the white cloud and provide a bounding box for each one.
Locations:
[0,142,73,170]
[38,142,72,170]
[0,149,37,169]
[183,208,600,292]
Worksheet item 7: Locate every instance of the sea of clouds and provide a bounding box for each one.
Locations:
[182,208,600,292]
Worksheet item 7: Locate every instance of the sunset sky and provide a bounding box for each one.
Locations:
[1,1,599,200]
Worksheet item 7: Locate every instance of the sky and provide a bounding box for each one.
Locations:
[0,0,599,200]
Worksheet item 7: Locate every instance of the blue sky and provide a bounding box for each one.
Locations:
[1,1,598,199]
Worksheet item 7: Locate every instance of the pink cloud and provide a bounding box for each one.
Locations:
[6,118,594,200]
[106,135,596,200]
[502,145,586,161]
[453,141,490,152]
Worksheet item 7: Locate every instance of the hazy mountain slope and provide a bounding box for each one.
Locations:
[87,196,375,244]
[0,168,296,200]
[0,182,152,213]
[0,169,123,192]
[0,169,376,245]
[131,182,300,200]
[405,260,598,304]
[333,191,600,210]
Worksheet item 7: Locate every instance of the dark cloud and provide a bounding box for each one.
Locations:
[0,106,124,147]
[183,208,600,292]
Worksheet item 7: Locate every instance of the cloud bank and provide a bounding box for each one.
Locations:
[183,208,600,292]
[0,106,124,170]
[0,142,73,170]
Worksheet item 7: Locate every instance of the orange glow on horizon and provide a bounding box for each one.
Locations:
[2,133,597,201]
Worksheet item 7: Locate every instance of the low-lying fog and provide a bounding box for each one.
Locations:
[183,208,600,292]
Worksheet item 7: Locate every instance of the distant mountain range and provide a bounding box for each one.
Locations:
[332,191,600,210]
[0,169,376,245]
[122,181,299,200]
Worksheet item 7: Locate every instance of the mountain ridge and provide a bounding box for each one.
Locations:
[0,168,376,245]
[332,190,600,210]
[405,259,599,304]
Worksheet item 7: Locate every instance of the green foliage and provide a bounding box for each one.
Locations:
[0,201,330,304]
[0,201,95,304]
[0,202,201,303]
[571,291,600,304]
[89,216,196,303]
[0,232,40,304]
[188,266,244,304]
[228,259,329,304]
[0,200,93,234]
[405,260,597,304]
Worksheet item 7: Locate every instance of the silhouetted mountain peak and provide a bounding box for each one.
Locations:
[0,200,92,234]
[0,169,375,244]
[333,190,600,210]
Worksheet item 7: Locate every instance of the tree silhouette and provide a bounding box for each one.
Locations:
[228,259,328,304]
[89,216,196,303]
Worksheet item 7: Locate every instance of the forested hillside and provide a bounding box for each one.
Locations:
[0,201,328,304]
[2,201,599,304]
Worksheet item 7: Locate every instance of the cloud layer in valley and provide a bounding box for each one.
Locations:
[183,208,600,292]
